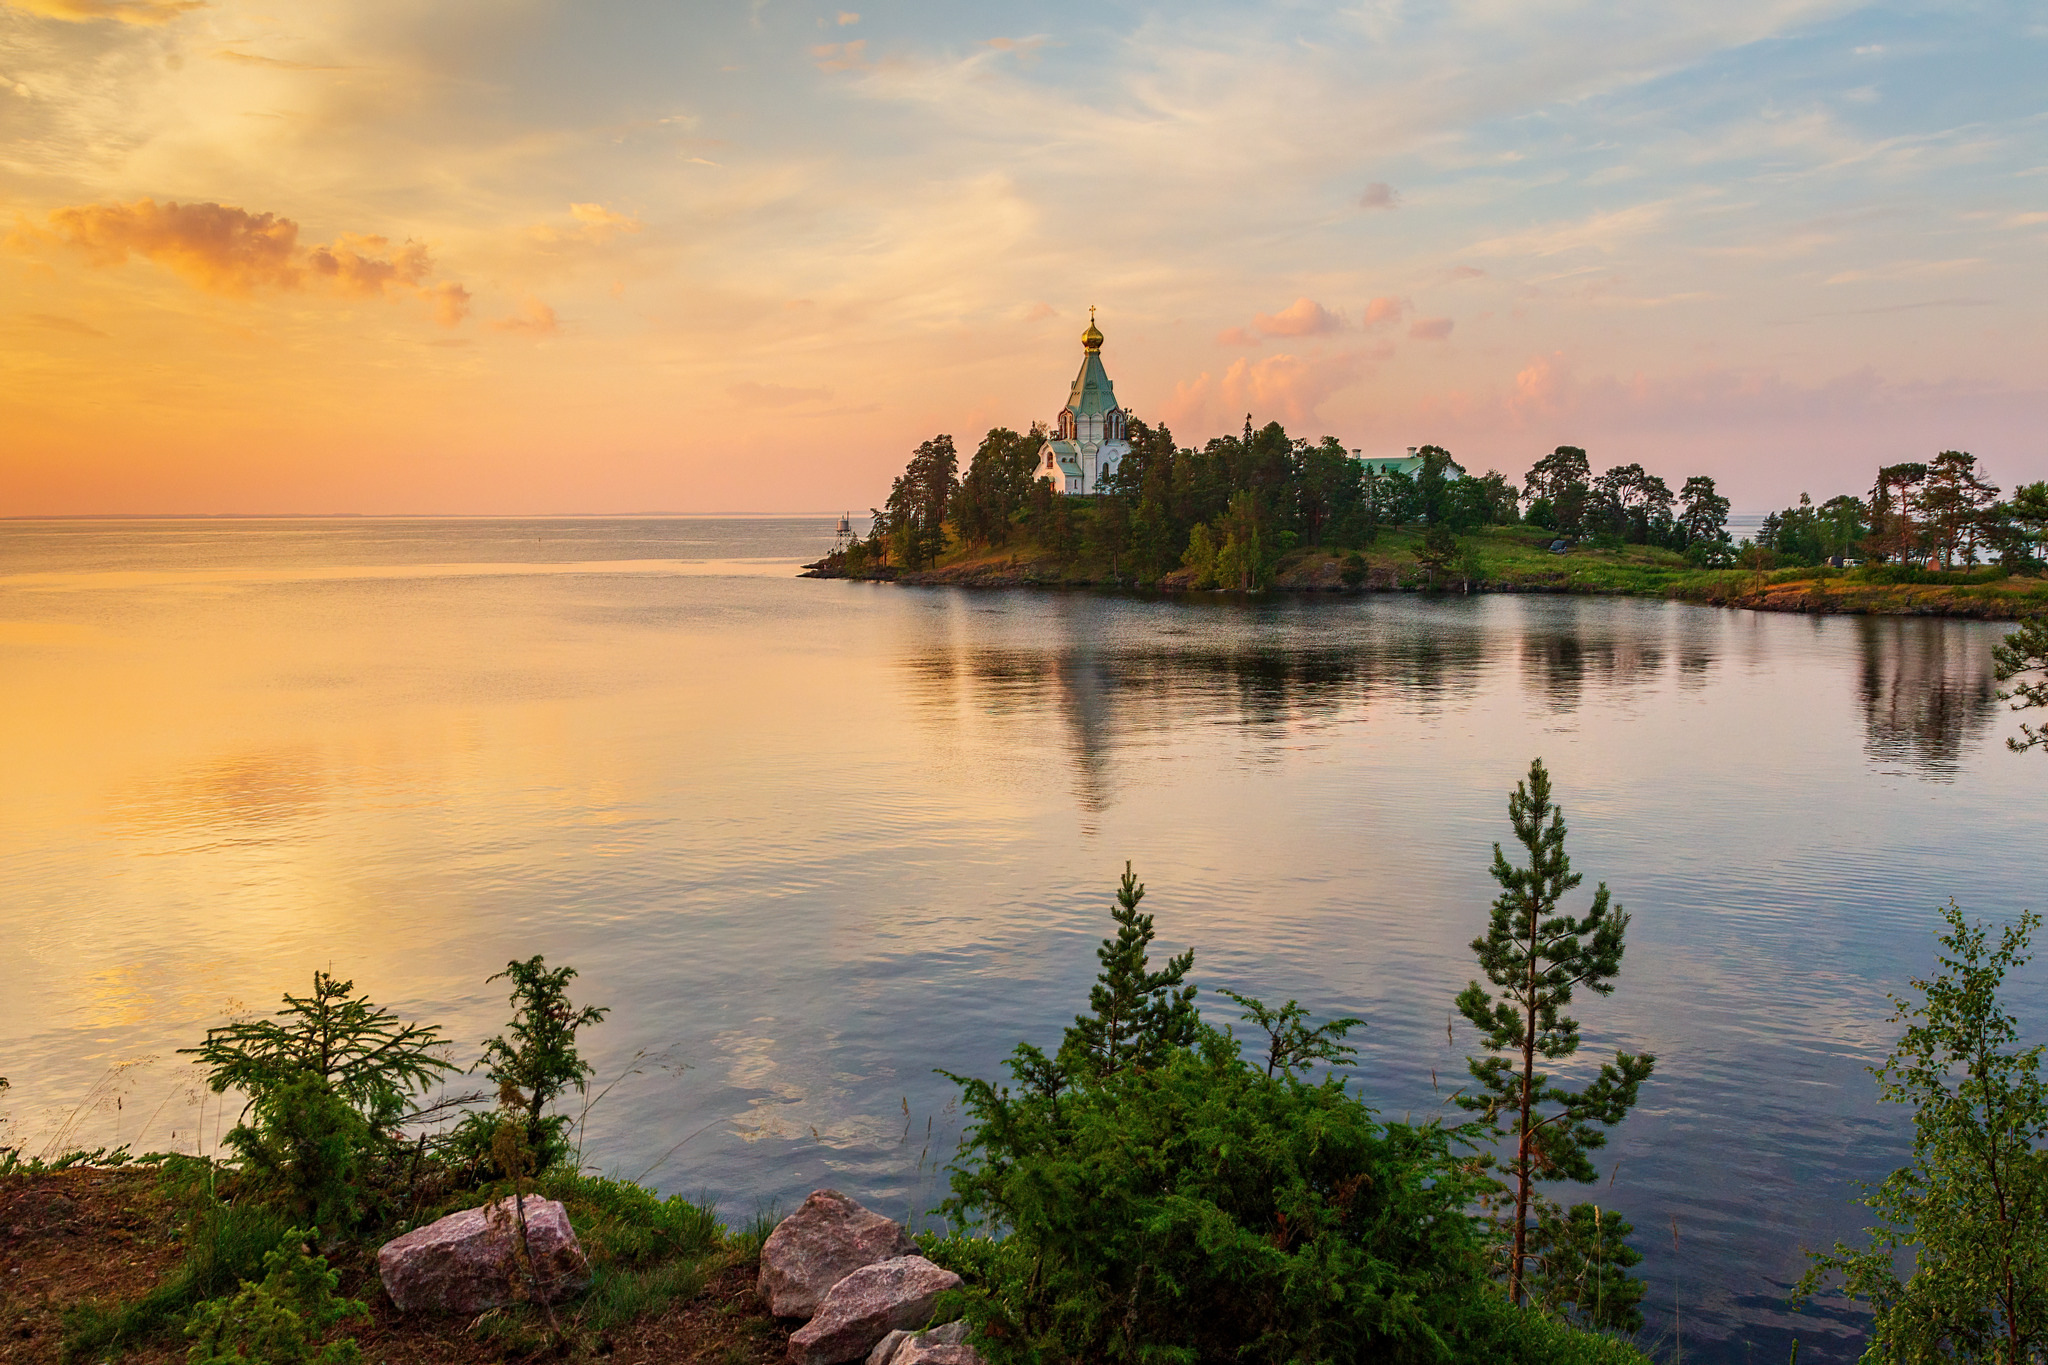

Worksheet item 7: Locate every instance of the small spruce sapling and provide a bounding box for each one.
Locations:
[184,1228,369,1365]
[1454,758,1656,1308]
[1795,903,2048,1363]
[476,956,609,1173]
[182,973,455,1229]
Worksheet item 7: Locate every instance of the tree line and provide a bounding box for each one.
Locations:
[1749,452,2048,570]
[852,421,1740,583]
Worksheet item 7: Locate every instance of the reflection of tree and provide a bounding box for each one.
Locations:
[1857,619,1997,778]
[1518,627,1664,712]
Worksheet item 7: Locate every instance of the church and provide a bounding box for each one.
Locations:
[1037,309,1130,495]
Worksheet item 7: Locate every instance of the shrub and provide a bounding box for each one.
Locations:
[181,973,454,1232]
[184,1229,367,1365]
[937,865,1565,1365]
[449,956,608,1179]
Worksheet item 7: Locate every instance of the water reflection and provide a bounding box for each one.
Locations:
[1857,618,1998,778]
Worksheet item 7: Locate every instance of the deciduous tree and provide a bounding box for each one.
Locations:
[1797,903,2048,1363]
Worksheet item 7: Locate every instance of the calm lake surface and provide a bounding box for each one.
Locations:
[3,517,2042,1361]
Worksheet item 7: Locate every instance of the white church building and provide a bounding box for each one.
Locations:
[1038,309,1130,495]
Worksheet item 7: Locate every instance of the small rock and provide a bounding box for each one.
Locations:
[787,1255,962,1365]
[376,1196,590,1315]
[895,1346,980,1365]
[888,1320,977,1365]
[868,1321,965,1365]
[758,1189,917,1319]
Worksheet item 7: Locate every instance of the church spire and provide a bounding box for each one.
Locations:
[1081,304,1103,354]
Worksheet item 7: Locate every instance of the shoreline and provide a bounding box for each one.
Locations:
[802,531,2048,622]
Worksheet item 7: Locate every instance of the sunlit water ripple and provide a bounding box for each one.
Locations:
[2,516,2042,1362]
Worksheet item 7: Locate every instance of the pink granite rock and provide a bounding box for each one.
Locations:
[868,1319,975,1365]
[758,1189,917,1319]
[787,1255,962,1365]
[376,1196,589,1315]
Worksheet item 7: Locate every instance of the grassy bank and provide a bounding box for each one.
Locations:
[812,522,2048,620]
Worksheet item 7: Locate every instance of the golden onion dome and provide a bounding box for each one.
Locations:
[1081,309,1104,353]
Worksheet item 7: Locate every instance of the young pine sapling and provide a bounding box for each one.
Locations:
[1455,758,1656,1308]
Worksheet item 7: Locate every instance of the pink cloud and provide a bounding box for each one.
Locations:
[1253,297,1343,337]
[1359,182,1398,211]
[1408,316,1454,341]
[1361,296,1409,330]
[1163,347,1385,434]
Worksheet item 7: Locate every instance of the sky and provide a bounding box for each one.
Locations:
[2,0,2044,515]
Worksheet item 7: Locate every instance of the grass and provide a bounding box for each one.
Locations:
[861,519,2048,620]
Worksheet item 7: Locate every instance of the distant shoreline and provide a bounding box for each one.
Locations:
[804,525,2048,622]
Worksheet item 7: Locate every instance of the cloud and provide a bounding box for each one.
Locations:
[837,11,859,24]
[425,282,471,327]
[729,381,832,408]
[1359,181,1398,210]
[1019,301,1055,321]
[490,298,557,335]
[1222,297,1346,346]
[810,40,868,72]
[1409,316,1455,340]
[1361,296,1409,330]
[1252,297,1343,337]
[528,202,644,251]
[5,0,201,23]
[1448,265,1487,281]
[31,199,299,293]
[1165,348,1381,432]
[18,198,467,323]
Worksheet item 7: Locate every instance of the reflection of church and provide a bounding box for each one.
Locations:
[1038,309,1131,495]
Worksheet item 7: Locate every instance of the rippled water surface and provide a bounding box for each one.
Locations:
[3,517,2043,1361]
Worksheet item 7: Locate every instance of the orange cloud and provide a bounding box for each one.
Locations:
[1361,296,1409,330]
[7,0,202,24]
[1252,297,1343,337]
[810,40,867,71]
[529,203,643,250]
[1165,348,1381,432]
[491,298,558,335]
[20,198,467,323]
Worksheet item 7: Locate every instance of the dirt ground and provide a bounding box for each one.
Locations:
[0,1170,793,1365]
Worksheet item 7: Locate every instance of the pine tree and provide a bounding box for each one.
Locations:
[1994,619,2048,755]
[1057,863,1199,1079]
[1455,759,1656,1306]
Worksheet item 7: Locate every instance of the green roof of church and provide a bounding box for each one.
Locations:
[1065,338,1121,418]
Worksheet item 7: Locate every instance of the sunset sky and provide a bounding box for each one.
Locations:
[4,0,2044,515]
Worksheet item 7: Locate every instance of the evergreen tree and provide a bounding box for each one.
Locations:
[1056,863,1199,1079]
[1524,447,1592,536]
[1455,759,1656,1307]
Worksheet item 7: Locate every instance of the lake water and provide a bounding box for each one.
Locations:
[3,517,2042,1362]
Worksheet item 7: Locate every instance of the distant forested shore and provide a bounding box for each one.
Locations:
[804,421,2048,620]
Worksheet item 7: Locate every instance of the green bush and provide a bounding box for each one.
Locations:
[934,865,1646,1365]
[183,1229,367,1365]
[181,973,454,1233]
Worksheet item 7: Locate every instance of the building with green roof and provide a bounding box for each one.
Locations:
[1038,308,1130,495]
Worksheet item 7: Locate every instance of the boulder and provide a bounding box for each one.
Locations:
[758,1189,917,1319]
[869,1319,976,1365]
[377,1196,589,1315]
[787,1255,962,1365]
